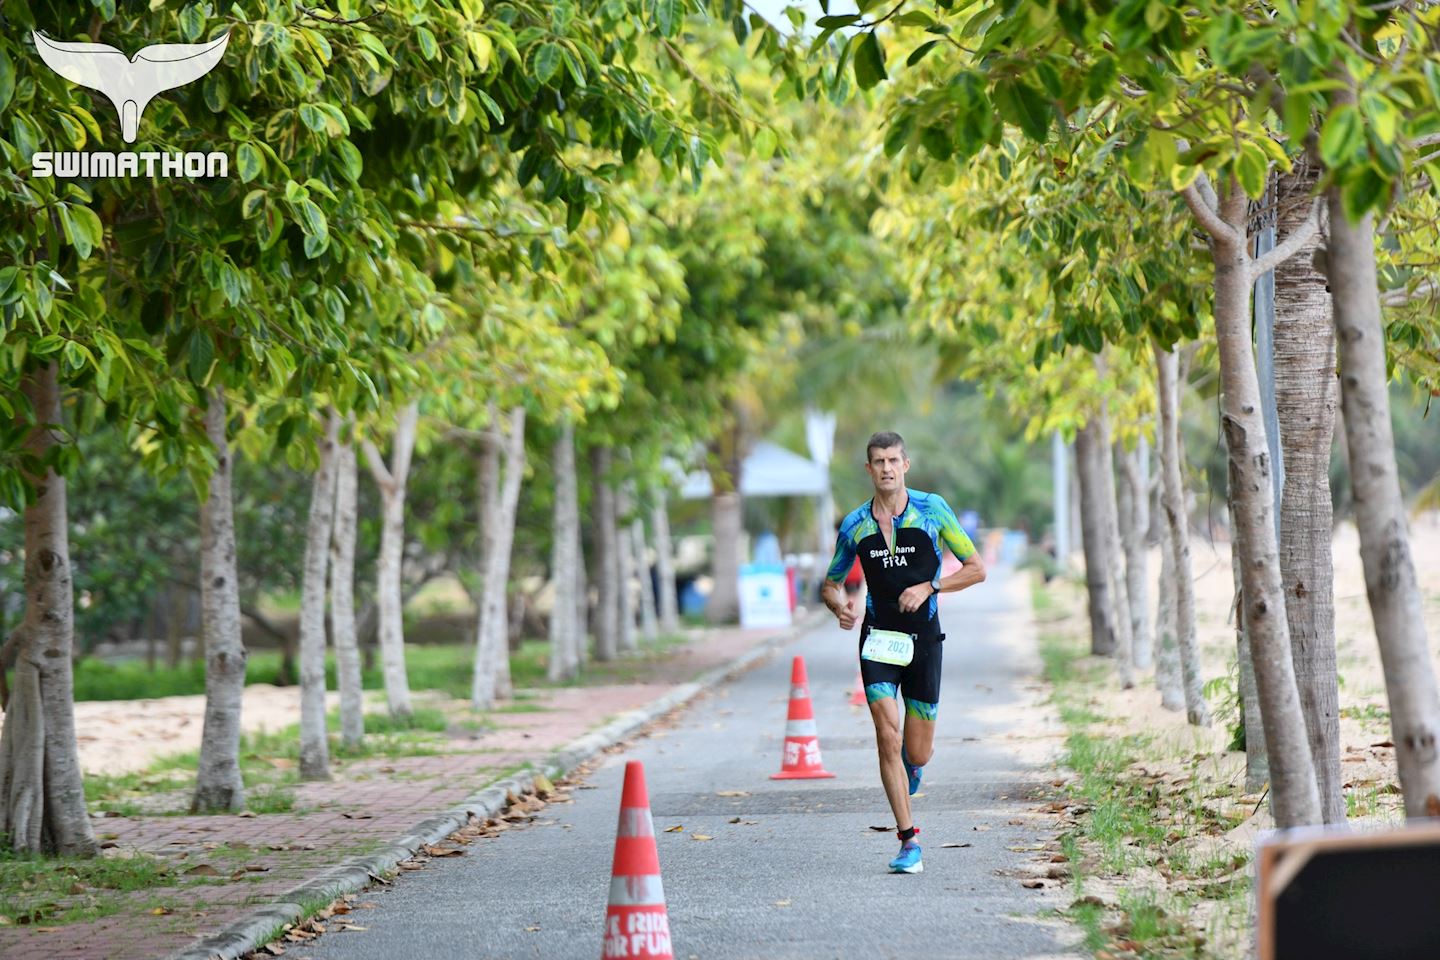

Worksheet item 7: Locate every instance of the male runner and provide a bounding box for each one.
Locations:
[821,431,986,874]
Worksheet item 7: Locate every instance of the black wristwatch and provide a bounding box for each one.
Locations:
[930,573,942,594]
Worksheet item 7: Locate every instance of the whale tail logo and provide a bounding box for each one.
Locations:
[31,31,230,144]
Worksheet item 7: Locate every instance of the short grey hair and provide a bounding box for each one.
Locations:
[866,431,906,462]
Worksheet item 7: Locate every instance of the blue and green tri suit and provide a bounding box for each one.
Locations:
[825,489,977,719]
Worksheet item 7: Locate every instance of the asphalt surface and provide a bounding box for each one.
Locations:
[302,565,1083,960]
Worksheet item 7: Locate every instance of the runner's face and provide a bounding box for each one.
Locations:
[866,446,908,494]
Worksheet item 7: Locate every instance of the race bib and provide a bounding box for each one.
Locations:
[861,628,915,666]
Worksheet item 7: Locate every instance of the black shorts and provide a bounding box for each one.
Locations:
[857,620,944,710]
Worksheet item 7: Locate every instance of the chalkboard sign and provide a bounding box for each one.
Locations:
[1257,821,1440,960]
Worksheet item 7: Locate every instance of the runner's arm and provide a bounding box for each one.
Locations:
[821,526,858,621]
[933,497,986,594]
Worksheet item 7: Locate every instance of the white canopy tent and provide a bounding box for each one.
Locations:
[676,440,830,500]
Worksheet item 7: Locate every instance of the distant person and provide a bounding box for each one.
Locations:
[843,555,864,596]
[820,430,986,875]
[753,529,782,566]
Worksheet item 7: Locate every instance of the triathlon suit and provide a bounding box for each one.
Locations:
[825,489,977,720]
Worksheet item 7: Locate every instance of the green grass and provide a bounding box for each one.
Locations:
[1033,575,1252,959]
[63,631,695,702]
[0,847,181,926]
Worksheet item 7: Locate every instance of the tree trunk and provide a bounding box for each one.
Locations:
[615,479,638,653]
[474,408,500,698]
[590,445,619,661]
[298,410,340,781]
[1093,395,1134,688]
[0,363,98,855]
[1120,439,1153,672]
[1155,343,1212,726]
[166,583,186,669]
[1154,517,1184,712]
[708,490,742,625]
[548,420,582,683]
[1275,165,1345,823]
[652,488,680,635]
[1208,179,1320,827]
[330,431,363,751]
[473,407,526,710]
[363,403,419,719]
[633,511,660,645]
[1073,420,1117,656]
[1232,531,1271,793]
[1326,172,1440,819]
[192,390,247,812]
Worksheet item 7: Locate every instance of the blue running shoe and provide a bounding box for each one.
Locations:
[901,745,922,796]
[889,840,923,874]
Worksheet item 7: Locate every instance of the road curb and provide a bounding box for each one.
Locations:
[163,612,821,960]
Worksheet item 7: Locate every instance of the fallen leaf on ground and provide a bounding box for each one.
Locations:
[972,825,991,831]
[358,902,380,909]
[151,906,172,915]
[533,774,556,797]
[423,845,464,857]
[716,790,750,797]
[1020,879,1045,889]
[244,864,269,872]
[773,900,791,907]
[941,843,972,849]
[184,864,221,876]
[728,817,759,825]
[664,825,684,833]
[525,925,541,932]
[398,862,424,871]
[1049,854,1069,863]
[33,926,62,932]
[1372,740,1395,748]
[1071,895,1106,909]
[342,812,374,820]
[691,834,713,841]
[236,811,257,818]
[263,944,285,956]
[868,825,893,832]
[337,923,368,932]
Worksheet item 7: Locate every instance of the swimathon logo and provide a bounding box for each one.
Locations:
[29,30,230,179]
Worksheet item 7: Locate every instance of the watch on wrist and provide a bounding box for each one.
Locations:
[930,574,942,594]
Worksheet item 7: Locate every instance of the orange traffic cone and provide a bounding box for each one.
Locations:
[848,670,866,707]
[602,761,674,960]
[771,655,837,780]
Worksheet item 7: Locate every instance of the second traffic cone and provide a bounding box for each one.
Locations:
[771,655,836,780]
[848,670,867,707]
[602,761,673,960]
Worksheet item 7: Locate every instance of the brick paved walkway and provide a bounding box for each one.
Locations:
[0,626,786,960]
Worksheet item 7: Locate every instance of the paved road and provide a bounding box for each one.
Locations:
[303,565,1082,960]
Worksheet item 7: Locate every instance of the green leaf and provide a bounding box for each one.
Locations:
[854,32,887,91]
[416,26,440,61]
[477,90,505,124]
[995,78,1051,143]
[299,104,328,133]
[237,143,264,183]
[336,140,363,181]
[533,43,563,84]
[187,330,215,383]
[656,0,685,36]
[817,14,861,27]
[895,11,936,27]
[179,3,206,42]
[1341,165,1389,222]
[1234,141,1269,198]
[906,40,940,68]
[0,48,13,113]
[1319,104,1364,168]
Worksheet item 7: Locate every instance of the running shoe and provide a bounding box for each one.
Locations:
[901,744,922,796]
[889,840,923,874]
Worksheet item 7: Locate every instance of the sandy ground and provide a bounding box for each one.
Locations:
[1080,512,1440,822]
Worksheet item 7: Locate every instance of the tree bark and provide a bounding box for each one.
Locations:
[708,491,743,625]
[0,363,98,855]
[615,479,638,653]
[362,403,419,719]
[590,445,619,661]
[548,420,582,682]
[330,431,363,751]
[298,410,340,781]
[652,488,680,635]
[1119,440,1154,672]
[1073,420,1117,656]
[473,407,526,710]
[1275,165,1345,823]
[1154,517,1185,712]
[1232,532,1270,793]
[1155,343,1212,726]
[192,390,248,812]
[633,510,660,645]
[1207,178,1320,827]
[1326,173,1440,819]
[1096,406,1135,688]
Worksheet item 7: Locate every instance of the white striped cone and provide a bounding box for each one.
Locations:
[602,761,673,960]
[771,655,836,780]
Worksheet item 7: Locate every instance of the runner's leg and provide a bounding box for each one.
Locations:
[866,686,912,831]
[902,703,937,768]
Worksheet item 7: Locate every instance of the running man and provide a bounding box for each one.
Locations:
[821,431,986,874]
